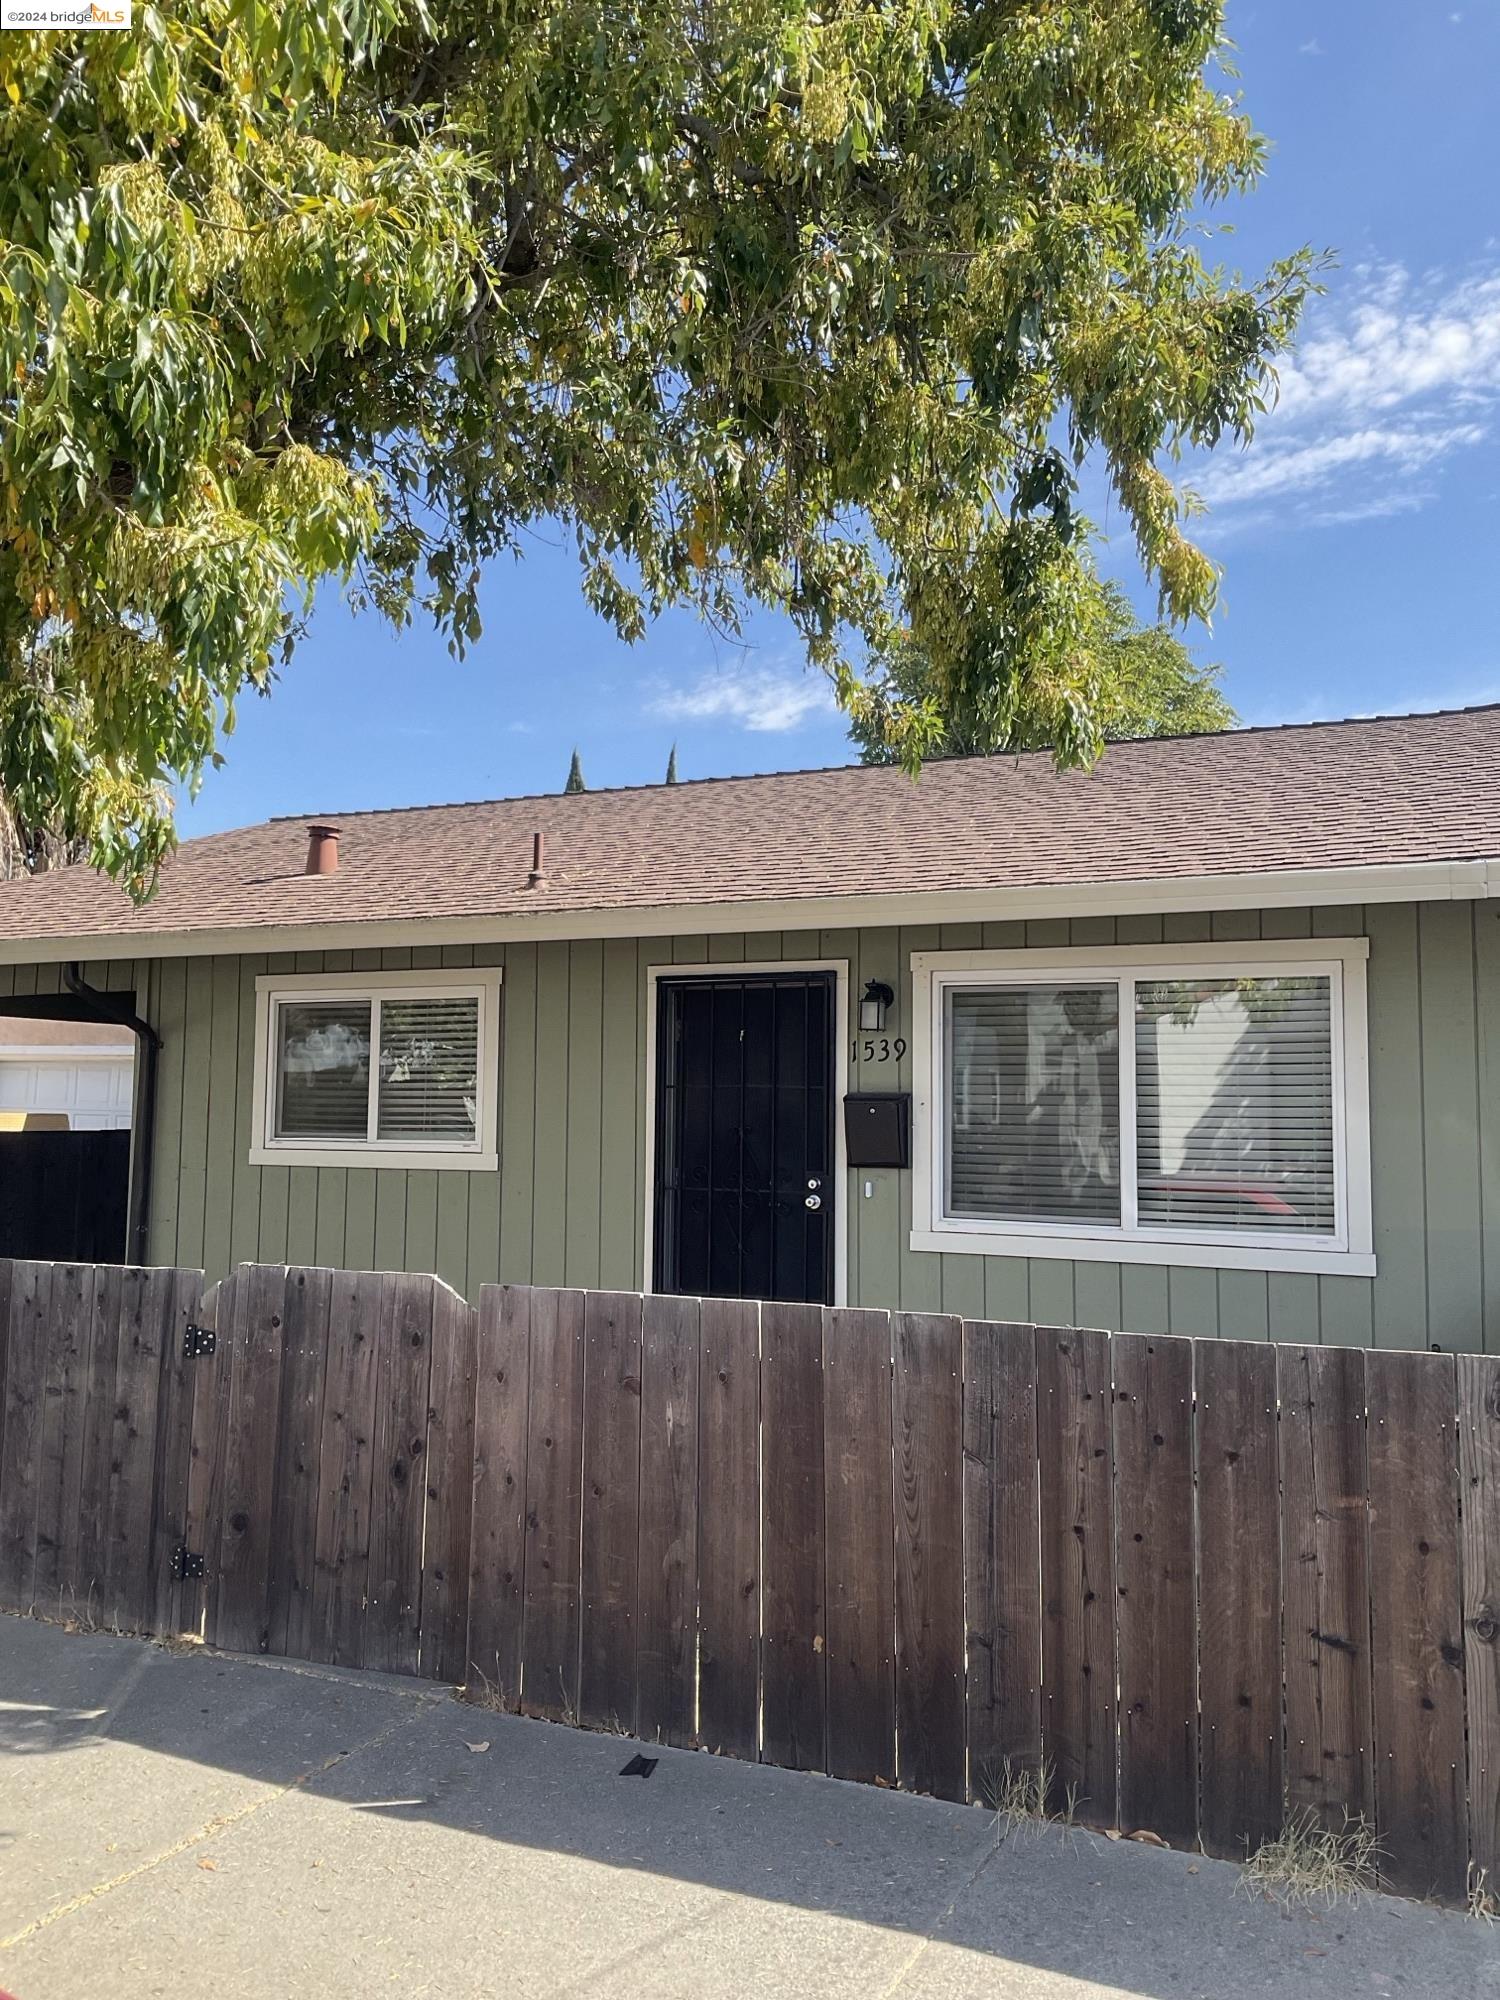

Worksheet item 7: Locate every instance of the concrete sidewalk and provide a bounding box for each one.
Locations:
[0,1616,1492,2000]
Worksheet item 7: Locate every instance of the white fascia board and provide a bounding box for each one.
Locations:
[1,856,1495,965]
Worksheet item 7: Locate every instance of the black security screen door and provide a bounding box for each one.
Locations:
[653,972,835,1304]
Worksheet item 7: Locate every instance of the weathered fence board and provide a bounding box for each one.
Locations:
[1196,1338,1282,1859]
[212,1263,290,1655]
[78,1262,124,1621]
[310,1269,384,1667]
[636,1293,700,1748]
[365,1272,435,1676]
[145,1266,204,1640]
[761,1300,827,1773]
[823,1306,895,1787]
[519,1287,585,1721]
[0,1262,49,1613]
[1278,1344,1374,1828]
[893,1311,965,1802]
[423,1286,478,1685]
[962,1320,1042,1804]
[1367,1350,1467,1902]
[466,1284,531,1703]
[1458,1354,1500,1888]
[33,1261,94,1617]
[267,1265,332,1664]
[3,1256,1497,1907]
[696,1295,760,1759]
[579,1290,644,1732]
[1036,1324,1116,1828]
[1114,1333,1197,1846]
[102,1266,174,1633]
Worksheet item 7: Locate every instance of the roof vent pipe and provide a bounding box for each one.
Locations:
[527,830,547,888]
[305,823,341,876]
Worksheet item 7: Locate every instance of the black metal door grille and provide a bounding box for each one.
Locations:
[653,972,834,1304]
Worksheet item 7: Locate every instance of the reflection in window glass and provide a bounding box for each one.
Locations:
[377,997,479,1140]
[947,985,1120,1225]
[275,1002,371,1139]
[1135,976,1334,1234]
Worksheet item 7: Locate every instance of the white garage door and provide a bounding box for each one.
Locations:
[0,1053,134,1131]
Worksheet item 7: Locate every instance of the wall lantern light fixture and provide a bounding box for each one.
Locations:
[859,980,895,1034]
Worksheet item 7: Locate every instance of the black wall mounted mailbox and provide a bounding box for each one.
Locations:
[844,1093,911,1169]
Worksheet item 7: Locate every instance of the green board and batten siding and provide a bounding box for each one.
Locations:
[3,899,1499,1350]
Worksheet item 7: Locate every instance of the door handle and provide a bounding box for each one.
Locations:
[804,1193,823,1211]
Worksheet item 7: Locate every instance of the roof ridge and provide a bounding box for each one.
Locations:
[264,702,1500,829]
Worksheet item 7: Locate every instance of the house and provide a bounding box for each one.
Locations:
[0,704,1497,1350]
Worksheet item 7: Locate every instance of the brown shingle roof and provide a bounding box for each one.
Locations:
[3,707,1498,948]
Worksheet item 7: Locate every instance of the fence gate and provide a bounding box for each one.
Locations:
[174,1266,476,1680]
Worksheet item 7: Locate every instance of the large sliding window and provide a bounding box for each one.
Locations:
[251,967,501,1170]
[913,941,1372,1276]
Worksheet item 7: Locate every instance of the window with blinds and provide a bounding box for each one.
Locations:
[948,985,1120,1224]
[263,977,493,1161]
[1135,976,1335,1235]
[377,997,479,1141]
[938,960,1345,1249]
[275,1002,372,1139]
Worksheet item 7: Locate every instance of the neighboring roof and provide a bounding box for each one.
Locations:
[1,706,1498,952]
[0,1017,133,1048]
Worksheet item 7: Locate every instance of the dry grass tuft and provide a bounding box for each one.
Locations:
[1468,1863,1497,1925]
[979,1757,1077,1840]
[457,1664,513,1713]
[155,1630,205,1656]
[1240,1811,1379,1911]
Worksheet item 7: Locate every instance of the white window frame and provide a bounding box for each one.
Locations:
[250,966,501,1171]
[910,939,1374,1277]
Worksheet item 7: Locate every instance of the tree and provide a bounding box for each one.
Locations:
[665,745,679,786]
[0,4,1317,894]
[849,585,1236,762]
[0,798,85,881]
[564,748,586,794]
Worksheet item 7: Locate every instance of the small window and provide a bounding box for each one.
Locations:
[912,941,1372,1277]
[252,969,500,1170]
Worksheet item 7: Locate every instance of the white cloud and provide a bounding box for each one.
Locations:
[1273,267,1500,421]
[1299,37,1322,55]
[1196,422,1485,506]
[1193,260,1500,531]
[649,661,835,733]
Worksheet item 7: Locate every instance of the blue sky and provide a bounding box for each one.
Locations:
[184,2,1500,835]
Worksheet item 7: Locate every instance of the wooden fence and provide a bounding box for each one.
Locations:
[0,1258,1496,1906]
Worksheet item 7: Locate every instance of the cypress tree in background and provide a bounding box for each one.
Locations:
[665,745,679,784]
[564,748,586,793]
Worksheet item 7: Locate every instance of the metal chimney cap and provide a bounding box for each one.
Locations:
[304,823,341,876]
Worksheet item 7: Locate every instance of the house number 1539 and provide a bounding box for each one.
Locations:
[853,1037,906,1063]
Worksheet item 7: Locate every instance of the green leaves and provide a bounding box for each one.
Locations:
[0,2,1312,896]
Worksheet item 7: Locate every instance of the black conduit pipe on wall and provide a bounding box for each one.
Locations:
[61,963,160,1265]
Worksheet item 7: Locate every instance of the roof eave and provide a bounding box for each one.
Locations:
[1,856,1495,966]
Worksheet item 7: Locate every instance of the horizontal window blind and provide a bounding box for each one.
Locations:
[1134,976,1335,1235]
[947,984,1121,1225]
[275,1002,371,1140]
[377,996,479,1142]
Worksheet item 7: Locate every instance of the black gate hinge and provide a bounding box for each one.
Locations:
[170,1545,204,1582]
[183,1322,217,1358]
